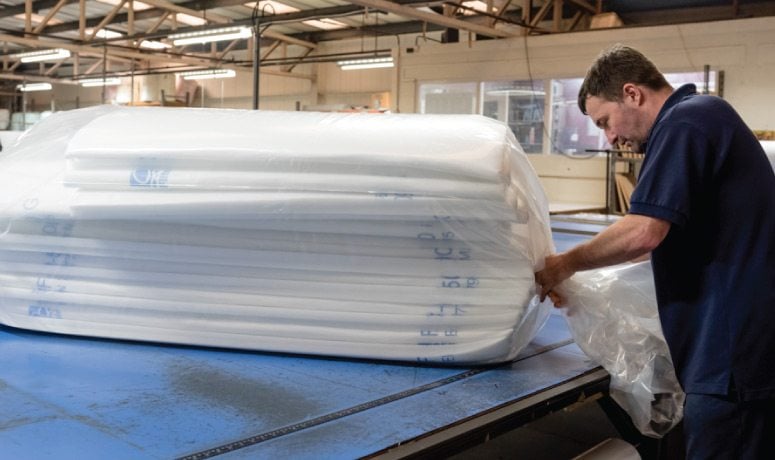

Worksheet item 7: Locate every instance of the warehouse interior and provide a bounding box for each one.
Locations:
[3,0,775,211]
[1,0,774,458]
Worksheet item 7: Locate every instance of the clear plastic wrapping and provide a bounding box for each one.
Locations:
[0,106,554,365]
[761,140,775,171]
[561,262,685,437]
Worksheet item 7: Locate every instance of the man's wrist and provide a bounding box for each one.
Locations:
[566,244,592,273]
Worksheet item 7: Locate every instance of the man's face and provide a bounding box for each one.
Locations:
[585,95,647,152]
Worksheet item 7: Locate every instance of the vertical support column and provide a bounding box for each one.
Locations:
[25,0,33,38]
[252,22,260,110]
[79,0,86,41]
[101,45,107,104]
[522,0,532,36]
[128,0,135,36]
[553,0,562,32]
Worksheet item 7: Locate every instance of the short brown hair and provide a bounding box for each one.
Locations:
[578,44,671,114]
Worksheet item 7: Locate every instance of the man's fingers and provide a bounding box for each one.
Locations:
[548,291,564,307]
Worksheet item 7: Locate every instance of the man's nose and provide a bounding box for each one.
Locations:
[605,130,618,146]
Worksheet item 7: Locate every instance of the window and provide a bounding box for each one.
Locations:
[419,82,478,114]
[548,71,718,155]
[550,78,604,155]
[482,80,545,153]
[418,71,717,155]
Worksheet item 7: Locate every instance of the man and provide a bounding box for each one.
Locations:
[535,44,775,458]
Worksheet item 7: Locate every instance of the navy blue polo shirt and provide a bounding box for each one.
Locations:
[629,84,775,400]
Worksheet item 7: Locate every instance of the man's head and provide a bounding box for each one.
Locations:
[579,44,672,151]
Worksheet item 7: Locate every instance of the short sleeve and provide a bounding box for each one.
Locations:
[629,122,713,227]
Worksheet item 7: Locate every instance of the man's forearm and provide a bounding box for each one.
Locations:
[563,214,669,272]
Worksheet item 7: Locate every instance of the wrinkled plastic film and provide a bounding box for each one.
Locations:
[560,262,685,437]
[0,106,553,365]
[761,140,775,171]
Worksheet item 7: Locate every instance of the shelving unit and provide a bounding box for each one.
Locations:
[508,100,544,153]
[483,92,544,154]
[606,151,644,214]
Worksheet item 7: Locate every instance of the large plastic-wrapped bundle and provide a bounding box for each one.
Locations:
[0,106,553,364]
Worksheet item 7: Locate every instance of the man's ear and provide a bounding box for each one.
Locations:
[622,83,641,105]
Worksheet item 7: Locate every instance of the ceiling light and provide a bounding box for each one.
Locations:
[176,13,208,27]
[16,82,53,92]
[139,40,172,49]
[80,77,122,87]
[337,57,394,70]
[177,69,236,80]
[87,28,124,39]
[303,18,348,30]
[11,48,71,63]
[170,27,252,46]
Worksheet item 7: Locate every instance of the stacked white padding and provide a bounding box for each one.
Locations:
[0,106,553,364]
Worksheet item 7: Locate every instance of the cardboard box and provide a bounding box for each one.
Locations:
[590,12,624,29]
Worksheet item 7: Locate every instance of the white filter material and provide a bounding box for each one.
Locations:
[0,106,554,365]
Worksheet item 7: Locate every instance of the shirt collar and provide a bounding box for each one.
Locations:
[644,83,698,148]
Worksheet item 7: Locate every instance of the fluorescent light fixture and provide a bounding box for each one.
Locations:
[12,48,71,63]
[170,26,252,46]
[337,57,394,70]
[139,40,172,49]
[87,28,124,39]
[303,18,348,30]
[176,13,208,26]
[16,82,53,92]
[177,69,236,80]
[80,77,122,87]
[244,1,300,14]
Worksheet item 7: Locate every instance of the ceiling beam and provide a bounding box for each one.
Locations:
[0,71,77,83]
[0,33,313,80]
[346,0,515,37]
[139,0,232,24]
[565,0,596,15]
[261,29,316,49]
[32,0,70,34]
[89,0,128,41]
[0,0,78,19]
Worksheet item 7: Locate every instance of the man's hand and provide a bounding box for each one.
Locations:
[535,253,576,306]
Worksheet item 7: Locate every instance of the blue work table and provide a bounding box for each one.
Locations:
[1,221,609,459]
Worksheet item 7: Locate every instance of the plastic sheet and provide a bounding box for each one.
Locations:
[0,106,554,365]
[561,262,685,438]
[761,140,775,171]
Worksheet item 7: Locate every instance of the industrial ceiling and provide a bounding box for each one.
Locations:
[1,0,774,86]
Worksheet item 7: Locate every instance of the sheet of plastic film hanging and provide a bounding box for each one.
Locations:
[0,106,555,365]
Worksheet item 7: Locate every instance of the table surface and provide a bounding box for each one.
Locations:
[0,220,608,460]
